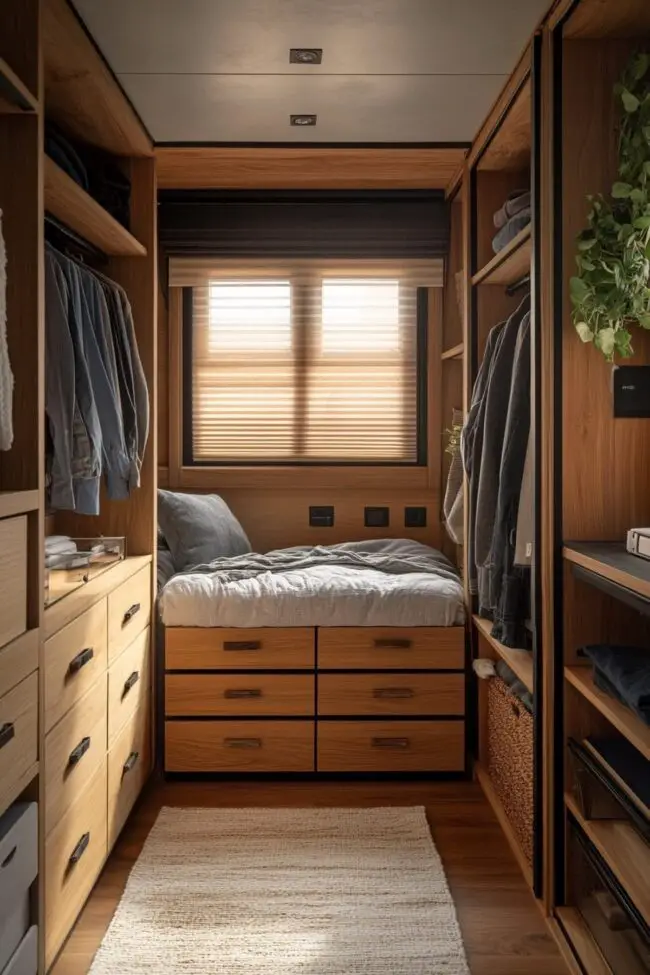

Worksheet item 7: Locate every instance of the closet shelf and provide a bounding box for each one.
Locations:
[473,615,534,692]
[475,761,533,888]
[0,57,39,113]
[554,907,614,975]
[565,792,650,927]
[441,343,464,361]
[471,224,532,287]
[564,542,650,602]
[564,666,650,761]
[44,157,147,257]
[0,491,39,519]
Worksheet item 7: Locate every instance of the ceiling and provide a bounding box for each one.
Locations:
[72,0,549,145]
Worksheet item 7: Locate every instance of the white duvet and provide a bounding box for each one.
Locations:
[160,562,465,628]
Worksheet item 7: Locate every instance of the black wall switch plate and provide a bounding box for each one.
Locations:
[364,506,390,528]
[405,506,427,528]
[309,505,334,527]
[613,365,650,417]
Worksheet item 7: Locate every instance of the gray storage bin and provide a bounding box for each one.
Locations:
[0,805,37,972]
[2,927,37,975]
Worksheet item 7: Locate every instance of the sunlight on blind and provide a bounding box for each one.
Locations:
[208,281,292,352]
[321,279,400,353]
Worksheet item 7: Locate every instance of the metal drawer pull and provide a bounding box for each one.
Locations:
[69,832,90,866]
[223,641,262,652]
[373,687,415,699]
[1,847,16,869]
[224,737,262,749]
[224,689,262,699]
[0,723,14,750]
[122,602,141,626]
[371,737,411,749]
[68,736,91,767]
[122,751,140,776]
[68,647,94,674]
[122,671,140,697]
[373,639,412,650]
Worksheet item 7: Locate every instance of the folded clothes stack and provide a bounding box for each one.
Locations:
[492,189,531,255]
[45,535,80,569]
[583,645,650,726]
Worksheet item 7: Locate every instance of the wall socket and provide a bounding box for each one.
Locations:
[404,506,427,528]
[309,505,334,527]
[364,506,390,528]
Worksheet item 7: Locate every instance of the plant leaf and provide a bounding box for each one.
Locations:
[596,327,617,357]
[612,181,633,198]
[632,53,650,80]
[621,88,640,113]
[575,321,594,343]
[570,276,589,300]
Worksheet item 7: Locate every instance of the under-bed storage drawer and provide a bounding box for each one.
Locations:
[108,703,151,848]
[165,628,315,671]
[165,720,315,773]
[317,627,465,671]
[317,720,465,772]
[44,599,107,733]
[318,673,465,717]
[166,674,315,717]
[107,565,151,664]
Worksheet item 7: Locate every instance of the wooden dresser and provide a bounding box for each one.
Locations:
[42,557,153,969]
[164,626,466,774]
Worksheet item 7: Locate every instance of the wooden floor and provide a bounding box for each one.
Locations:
[52,777,567,975]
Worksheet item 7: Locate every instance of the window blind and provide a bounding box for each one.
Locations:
[171,258,442,465]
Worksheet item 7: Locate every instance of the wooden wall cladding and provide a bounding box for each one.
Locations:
[155,147,468,190]
[562,39,650,540]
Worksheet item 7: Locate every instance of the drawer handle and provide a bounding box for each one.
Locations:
[69,832,90,867]
[1,847,17,869]
[373,687,415,699]
[0,723,14,750]
[122,603,141,626]
[68,736,91,767]
[224,737,262,749]
[224,689,262,699]
[371,737,411,750]
[223,641,262,652]
[122,671,140,698]
[123,751,140,776]
[373,639,412,650]
[68,647,94,675]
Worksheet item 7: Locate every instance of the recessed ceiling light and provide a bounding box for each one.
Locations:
[290,114,317,126]
[290,48,322,64]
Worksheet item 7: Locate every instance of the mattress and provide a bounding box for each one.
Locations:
[160,554,465,628]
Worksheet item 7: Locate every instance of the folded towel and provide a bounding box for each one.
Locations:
[583,645,650,725]
[493,190,531,229]
[45,534,75,552]
[492,208,531,255]
[45,539,77,557]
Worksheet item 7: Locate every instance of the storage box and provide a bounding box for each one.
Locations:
[0,804,37,972]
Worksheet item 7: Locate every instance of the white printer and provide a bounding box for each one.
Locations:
[626,527,650,560]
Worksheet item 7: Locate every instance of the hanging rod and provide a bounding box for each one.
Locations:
[44,212,107,261]
[506,273,531,297]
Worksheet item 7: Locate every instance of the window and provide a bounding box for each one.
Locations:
[174,259,441,466]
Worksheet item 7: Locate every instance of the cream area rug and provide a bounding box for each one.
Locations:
[89,807,470,974]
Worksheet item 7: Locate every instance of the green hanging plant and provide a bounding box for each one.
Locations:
[571,51,650,361]
[444,421,462,457]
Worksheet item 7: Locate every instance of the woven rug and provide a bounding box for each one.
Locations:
[89,806,470,974]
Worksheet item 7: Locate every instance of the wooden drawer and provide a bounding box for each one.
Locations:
[166,674,314,717]
[318,627,465,671]
[107,565,151,663]
[45,761,108,969]
[44,599,107,733]
[0,516,27,649]
[0,673,38,813]
[44,675,108,837]
[108,627,150,745]
[165,720,315,773]
[0,629,38,700]
[318,673,465,717]
[317,720,465,772]
[108,703,151,849]
[165,627,314,671]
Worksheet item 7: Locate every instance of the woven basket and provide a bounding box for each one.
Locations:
[487,676,534,865]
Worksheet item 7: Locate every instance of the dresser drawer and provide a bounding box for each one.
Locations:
[107,566,151,663]
[0,630,38,701]
[317,627,465,671]
[44,600,107,733]
[166,674,314,718]
[0,674,37,813]
[317,720,465,772]
[165,627,315,671]
[45,762,108,969]
[318,673,465,717]
[108,628,150,745]
[108,703,151,849]
[0,517,27,650]
[165,720,315,773]
[44,675,107,837]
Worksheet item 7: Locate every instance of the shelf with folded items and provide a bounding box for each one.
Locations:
[471,224,532,288]
[564,542,650,605]
[43,156,147,257]
[564,666,650,761]
[473,614,534,693]
[0,56,39,113]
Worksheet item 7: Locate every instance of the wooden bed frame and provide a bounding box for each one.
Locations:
[162,624,467,775]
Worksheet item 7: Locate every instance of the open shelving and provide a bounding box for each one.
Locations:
[441,342,464,361]
[473,615,534,692]
[475,761,534,888]
[0,56,38,113]
[471,224,532,287]
[565,666,650,760]
[564,542,650,602]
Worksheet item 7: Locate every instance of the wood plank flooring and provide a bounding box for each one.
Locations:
[51,777,567,975]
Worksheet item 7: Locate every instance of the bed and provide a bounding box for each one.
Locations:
[157,494,467,777]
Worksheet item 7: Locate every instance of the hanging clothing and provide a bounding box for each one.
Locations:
[0,211,14,451]
[514,429,534,566]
